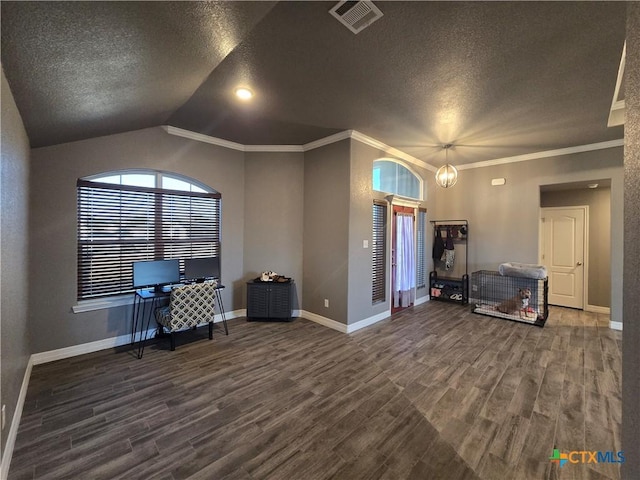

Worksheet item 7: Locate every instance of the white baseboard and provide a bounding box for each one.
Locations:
[585,304,611,315]
[217,309,245,323]
[29,306,374,367]
[583,305,618,330]
[299,310,348,333]
[299,309,393,334]
[414,295,429,306]
[1,357,33,480]
[346,310,392,333]
[31,329,150,365]
[31,309,246,366]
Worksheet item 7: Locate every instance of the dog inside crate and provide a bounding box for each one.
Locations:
[470,270,547,325]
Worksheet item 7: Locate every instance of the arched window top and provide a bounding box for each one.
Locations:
[373,158,423,200]
[77,169,220,300]
[85,169,216,194]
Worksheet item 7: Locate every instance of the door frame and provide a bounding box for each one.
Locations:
[386,195,421,313]
[391,205,415,313]
[538,205,589,309]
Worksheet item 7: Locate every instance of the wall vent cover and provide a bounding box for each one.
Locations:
[329,1,383,34]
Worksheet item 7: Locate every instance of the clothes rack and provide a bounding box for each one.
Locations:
[429,219,469,305]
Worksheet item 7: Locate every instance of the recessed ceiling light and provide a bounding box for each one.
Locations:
[234,87,253,100]
[588,183,599,189]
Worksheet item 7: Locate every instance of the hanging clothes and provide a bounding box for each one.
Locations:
[445,228,454,250]
[433,227,445,261]
[444,227,455,270]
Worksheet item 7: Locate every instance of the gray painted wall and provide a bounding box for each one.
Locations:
[433,147,623,324]
[623,2,640,478]
[29,127,245,352]
[541,187,611,308]
[302,140,350,324]
[244,152,304,310]
[1,70,32,459]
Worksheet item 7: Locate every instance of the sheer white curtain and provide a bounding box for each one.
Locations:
[394,213,415,308]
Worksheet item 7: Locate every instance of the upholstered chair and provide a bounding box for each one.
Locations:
[155,281,217,351]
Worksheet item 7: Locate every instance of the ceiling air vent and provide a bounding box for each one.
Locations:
[329,1,383,34]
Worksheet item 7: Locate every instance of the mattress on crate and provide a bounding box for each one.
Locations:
[498,262,547,279]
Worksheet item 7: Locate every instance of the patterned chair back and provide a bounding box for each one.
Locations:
[168,281,216,330]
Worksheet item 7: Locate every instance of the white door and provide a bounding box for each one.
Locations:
[540,207,586,308]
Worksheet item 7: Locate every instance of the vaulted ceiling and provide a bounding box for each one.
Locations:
[0,1,627,167]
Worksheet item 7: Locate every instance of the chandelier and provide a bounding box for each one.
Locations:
[435,144,458,188]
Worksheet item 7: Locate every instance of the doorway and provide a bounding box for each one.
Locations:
[391,205,415,313]
[540,206,587,308]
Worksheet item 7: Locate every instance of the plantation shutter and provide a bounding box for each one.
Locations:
[416,208,426,288]
[372,201,387,303]
[77,179,221,299]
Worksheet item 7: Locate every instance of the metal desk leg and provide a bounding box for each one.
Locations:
[215,288,228,335]
[131,294,139,346]
[136,296,157,359]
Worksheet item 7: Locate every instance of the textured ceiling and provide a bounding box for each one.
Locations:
[0,1,627,167]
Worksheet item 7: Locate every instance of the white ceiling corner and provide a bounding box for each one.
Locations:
[608,42,626,127]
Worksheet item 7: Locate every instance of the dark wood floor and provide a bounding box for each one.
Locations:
[9,301,622,480]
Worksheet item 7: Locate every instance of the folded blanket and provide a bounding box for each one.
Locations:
[499,262,548,279]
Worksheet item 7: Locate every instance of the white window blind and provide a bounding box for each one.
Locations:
[417,208,426,288]
[372,201,387,303]
[77,179,221,299]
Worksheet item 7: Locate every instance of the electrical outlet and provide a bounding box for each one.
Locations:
[324,299,329,308]
[2,404,6,431]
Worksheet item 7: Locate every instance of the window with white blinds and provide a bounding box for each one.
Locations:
[77,174,220,300]
[417,208,426,288]
[372,201,387,303]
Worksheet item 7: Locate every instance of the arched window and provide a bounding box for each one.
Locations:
[372,159,423,200]
[77,170,220,299]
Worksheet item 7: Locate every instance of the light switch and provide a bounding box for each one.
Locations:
[363,240,369,248]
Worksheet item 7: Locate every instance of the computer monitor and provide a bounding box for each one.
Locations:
[184,257,220,282]
[132,259,180,290]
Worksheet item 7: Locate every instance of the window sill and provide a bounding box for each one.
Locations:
[72,294,134,313]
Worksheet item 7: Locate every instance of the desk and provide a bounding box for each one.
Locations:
[131,284,228,359]
[131,289,169,359]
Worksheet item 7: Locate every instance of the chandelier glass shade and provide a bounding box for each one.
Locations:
[435,144,458,188]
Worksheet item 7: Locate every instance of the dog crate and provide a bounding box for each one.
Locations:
[470,270,548,326]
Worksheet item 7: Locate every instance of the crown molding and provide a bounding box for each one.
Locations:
[608,41,626,127]
[162,126,431,170]
[349,131,435,172]
[302,130,353,151]
[163,125,623,172]
[162,126,245,151]
[456,139,625,171]
[244,144,304,152]
[163,126,305,152]
[301,130,432,175]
